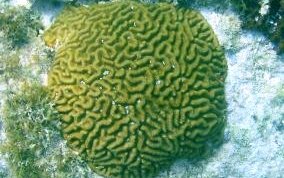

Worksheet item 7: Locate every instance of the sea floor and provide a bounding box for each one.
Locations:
[0,0,283,178]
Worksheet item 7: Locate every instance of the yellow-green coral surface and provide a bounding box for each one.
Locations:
[44,1,227,178]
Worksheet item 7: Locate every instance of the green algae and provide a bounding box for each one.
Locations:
[0,50,22,83]
[0,81,98,178]
[0,82,57,178]
[0,12,94,176]
[0,6,43,49]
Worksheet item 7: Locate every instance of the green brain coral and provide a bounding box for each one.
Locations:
[44,1,227,178]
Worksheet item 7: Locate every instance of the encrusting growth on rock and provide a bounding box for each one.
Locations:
[44,1,227,178]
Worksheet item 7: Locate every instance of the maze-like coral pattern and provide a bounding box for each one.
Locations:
[44,1,227,178]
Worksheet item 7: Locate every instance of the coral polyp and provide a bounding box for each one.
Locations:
[44,1,227,178]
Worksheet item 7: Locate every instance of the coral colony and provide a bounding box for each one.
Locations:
[44,1,227,177]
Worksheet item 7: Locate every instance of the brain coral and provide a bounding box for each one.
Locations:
[44,1,227,178]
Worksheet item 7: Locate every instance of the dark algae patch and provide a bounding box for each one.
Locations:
[44,1,227,178]
[230,0,284,54]
[0,6,43,49]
